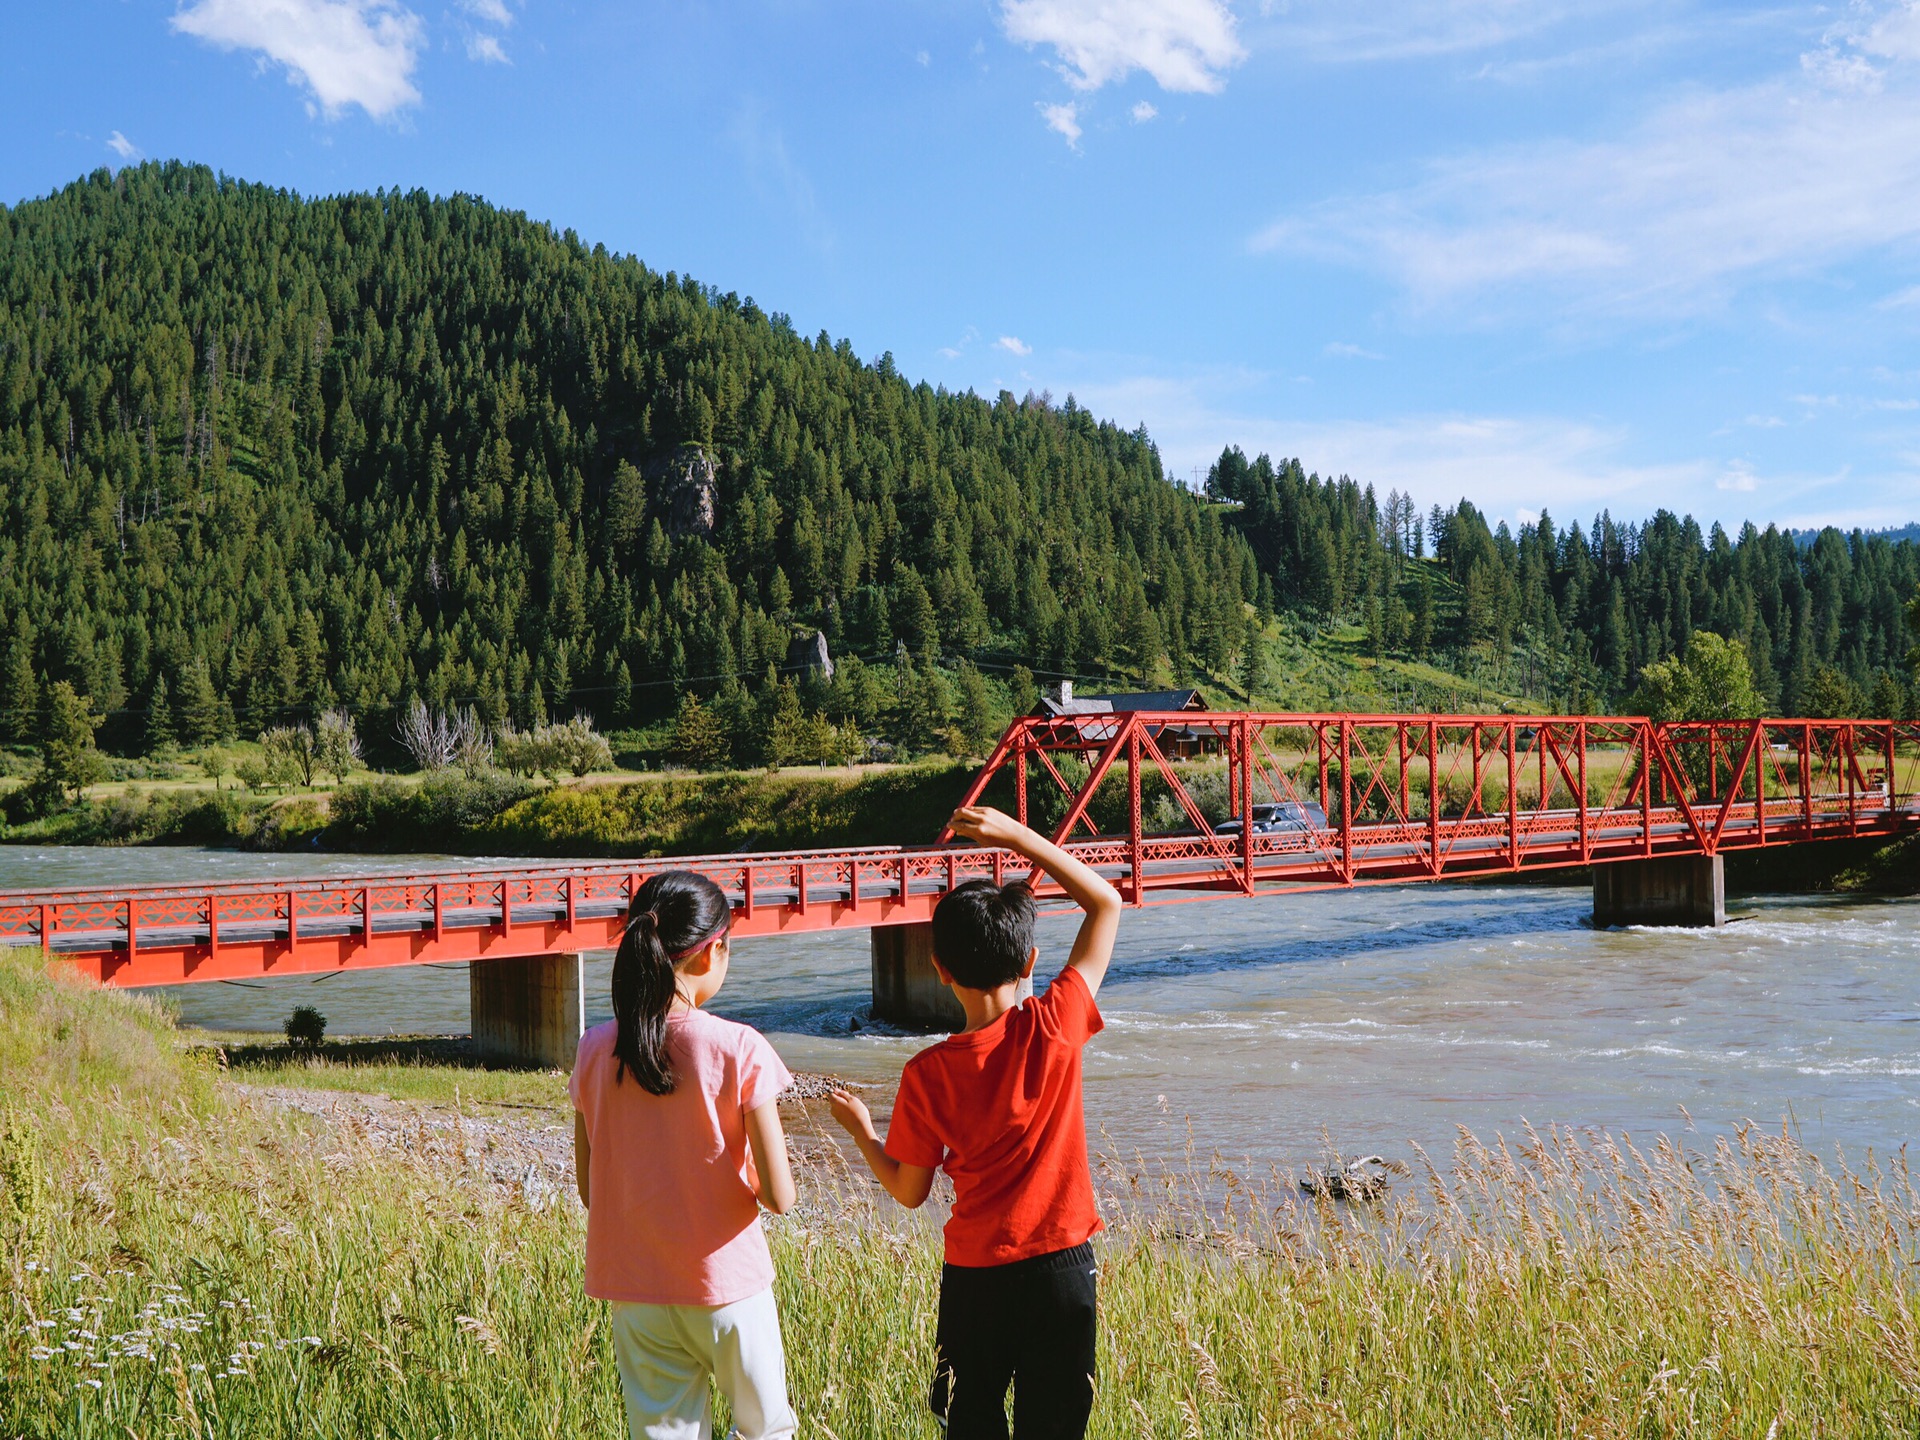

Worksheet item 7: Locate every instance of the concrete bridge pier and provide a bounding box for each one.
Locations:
[1592,855,1726,928]
[470,953,586,1068]
[871,922,964,1031]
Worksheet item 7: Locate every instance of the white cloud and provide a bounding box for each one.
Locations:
[106,131,141,161]
[916,49,932,66]
[1001,0,1244,93]
[1254,2,1920,317]
[1258,0,1609,66]
[938,326,981,361]
[1131,99,1158,121]
[171,0,425,119]
[1323,341,1383,359]
[729,104,835,255]
[458,0,511,24]
[1716,461,1758,492]
[466,32,508,63]
[1039,101,1082,146]
[997,335,1034,356]
[1045,363,1918,527]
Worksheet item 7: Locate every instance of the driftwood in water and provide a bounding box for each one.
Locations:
[1298,1154,1410,1204]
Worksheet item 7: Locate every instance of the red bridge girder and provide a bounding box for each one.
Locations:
[7,713,1917,990]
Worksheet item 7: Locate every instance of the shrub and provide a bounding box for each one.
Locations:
[283,1005,327,1048]
[549,715,613,777]
[0,773,71,824]
[411,770,541,831]
[326,773,539,849]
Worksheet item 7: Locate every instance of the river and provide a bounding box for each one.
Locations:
[3,845,1914,1170]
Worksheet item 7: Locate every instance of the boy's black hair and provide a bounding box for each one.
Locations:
[931,879,1037,990]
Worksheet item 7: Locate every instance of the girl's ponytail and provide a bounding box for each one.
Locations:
[611,870,732,1094]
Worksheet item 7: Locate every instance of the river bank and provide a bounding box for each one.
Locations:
[0,761,986,857]
[5,949,1917,1437]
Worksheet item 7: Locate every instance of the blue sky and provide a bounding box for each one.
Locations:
[4,0,1920,534]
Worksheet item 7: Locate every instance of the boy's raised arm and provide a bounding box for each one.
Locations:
[948,805,1121,996]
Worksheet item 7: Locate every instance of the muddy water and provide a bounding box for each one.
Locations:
[3,846,1914,1169]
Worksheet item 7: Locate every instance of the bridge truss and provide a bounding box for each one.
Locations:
[4,713,1916,989]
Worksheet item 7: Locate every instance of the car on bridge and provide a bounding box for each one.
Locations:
[1212,801,1329,837]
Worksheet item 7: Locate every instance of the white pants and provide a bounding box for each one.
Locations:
[609,1288,798,1440]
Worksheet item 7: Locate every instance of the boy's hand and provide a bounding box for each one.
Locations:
[948,805,1035,851]
[948,804,1122,998]
[828,1088,876,1140]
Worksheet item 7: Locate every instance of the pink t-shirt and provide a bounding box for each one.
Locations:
[569,1009,792,1306]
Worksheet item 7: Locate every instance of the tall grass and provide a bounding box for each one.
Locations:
[4,948,1917,1436]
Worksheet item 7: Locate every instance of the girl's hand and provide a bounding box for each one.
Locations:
[829,1088,875,1139]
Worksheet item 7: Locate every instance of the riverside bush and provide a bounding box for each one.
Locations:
[2,946,1918,1435]
[484,763,981,856]
[325,772,540,849]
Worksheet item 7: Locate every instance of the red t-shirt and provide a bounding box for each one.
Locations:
[884,964,1104,1268]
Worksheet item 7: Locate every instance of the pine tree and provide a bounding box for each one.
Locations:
[41,681,103,800]
[0,622,37,746]
[1008,665,1039,717]
[174,658,224,746]
[144,675,173,753]
[672,692,730,769]
[890,566,940,663]
[953,662,998,758]
[763,680,806,768]
[1411,572,1435,661]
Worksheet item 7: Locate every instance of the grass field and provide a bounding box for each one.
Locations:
[5,947,1919,1437]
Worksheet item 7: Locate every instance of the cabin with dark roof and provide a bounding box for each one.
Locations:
[1029,683,1214,756]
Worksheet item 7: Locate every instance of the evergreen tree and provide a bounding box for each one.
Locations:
[1801,665,1866,719]
[0,621,38,746]
[763,680,806,769]
[174,659,224,746]
[672,692,730,769]
[40,681,103,800]
[952,663,998,758]
[890,566,940,664]
[1411,572,1435,661]
[1869,670,1908,722]
[144,675,173,754]
[1008,665,1040,717]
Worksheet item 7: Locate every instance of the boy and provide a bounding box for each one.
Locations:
[829,804,1121,1440]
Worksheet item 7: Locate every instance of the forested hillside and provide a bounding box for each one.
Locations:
[1208,451,1920,718]
[0,163,1254,757]
[0,163,1915,775]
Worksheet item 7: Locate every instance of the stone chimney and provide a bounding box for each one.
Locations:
[1057,680,1074,706]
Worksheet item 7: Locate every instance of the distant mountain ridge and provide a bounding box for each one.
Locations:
[0,162,1914,766]
[1789,523,1920,547]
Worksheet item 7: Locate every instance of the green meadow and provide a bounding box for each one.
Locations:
[3,947,1917,1437]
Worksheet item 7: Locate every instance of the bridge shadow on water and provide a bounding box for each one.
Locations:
[726,884,1599,1040]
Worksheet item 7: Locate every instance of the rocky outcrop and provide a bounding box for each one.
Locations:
[648,443,719,537]
[785,630,835,682]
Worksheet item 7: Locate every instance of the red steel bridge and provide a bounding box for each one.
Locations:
[4,711,1917,994]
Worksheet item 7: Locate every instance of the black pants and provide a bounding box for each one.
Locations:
[929,1241,1098,1440]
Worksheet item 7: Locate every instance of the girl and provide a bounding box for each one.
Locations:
[571,871,799,1440]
